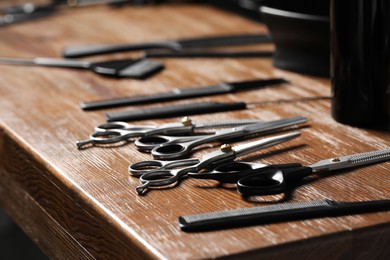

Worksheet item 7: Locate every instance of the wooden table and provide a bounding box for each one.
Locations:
[0,2,389,259]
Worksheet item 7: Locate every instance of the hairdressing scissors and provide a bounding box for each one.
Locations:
[129,132,301,195]
[136,116,307,159]
[76,117,267,149]
[0,57,163,79]
[188,147,390,197]
[0,0,130,27]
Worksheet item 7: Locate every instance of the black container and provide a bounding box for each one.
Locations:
[331,0,390,127]
[260,0,330,77]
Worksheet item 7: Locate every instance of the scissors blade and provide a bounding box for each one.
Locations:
[0,57,36,65]
[240,115,307,135]
[232,132,301,157]
[0,57,90,68]
[309,147,390,171]
[197,132,300,170]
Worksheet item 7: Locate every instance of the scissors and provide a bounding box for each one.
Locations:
[136,116,307,159]
[129,132,301,195]
[0,57,163,79]
[76,117,267,149]
[0,0,129,27]
[188,147,390,197]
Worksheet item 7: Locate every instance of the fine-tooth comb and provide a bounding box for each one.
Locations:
[179,199,390,232]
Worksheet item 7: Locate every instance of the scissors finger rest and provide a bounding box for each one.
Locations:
[236,167,312,196]
[95,121,156,132]
[189,162,303,184]
[135,135,203,152]
[76,130,131,148]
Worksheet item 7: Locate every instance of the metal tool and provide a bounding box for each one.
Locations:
[62,33,272,58]
[1,0,128,14]
[0,0,130,27]
[76,117,269,149]
[0,57,163,79]
[80,78,287,110]
[0,7,55,26]
[135,116,307,159]
[189,147,390,197]
[129,132,301,195]
[178,199,390,232]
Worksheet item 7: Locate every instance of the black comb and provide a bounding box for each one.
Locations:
[179,199,390,232]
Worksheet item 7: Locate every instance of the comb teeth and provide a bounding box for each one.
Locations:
[181,200,331,224]
[348,148,390,164]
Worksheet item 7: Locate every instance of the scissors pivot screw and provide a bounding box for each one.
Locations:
[220,144,232,153]
[181,116,193,126]
[330,157,341,163]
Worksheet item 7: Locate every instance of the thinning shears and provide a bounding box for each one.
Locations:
[76,117,268,149]
[129,132,301,195]
[189,147,390,197]
[136,116,307,159]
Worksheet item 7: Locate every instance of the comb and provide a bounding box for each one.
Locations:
[178,199,390,232]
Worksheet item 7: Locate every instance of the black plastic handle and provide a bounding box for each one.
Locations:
[189,163,302,184]
[236,166,312,197]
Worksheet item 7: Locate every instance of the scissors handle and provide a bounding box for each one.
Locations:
[189,162,302,184]
[77,123,161,149]
[135,135,204,152]
[129,158,199,177]
[133,154,218,194]
[236,166,313,197]
[95,121,154,131]
[76,130,130,149]
[136,167,194,195]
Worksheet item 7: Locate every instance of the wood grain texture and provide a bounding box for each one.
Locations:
[0,2,389,259]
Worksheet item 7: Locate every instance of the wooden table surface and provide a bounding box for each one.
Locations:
[0,2,390,259]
